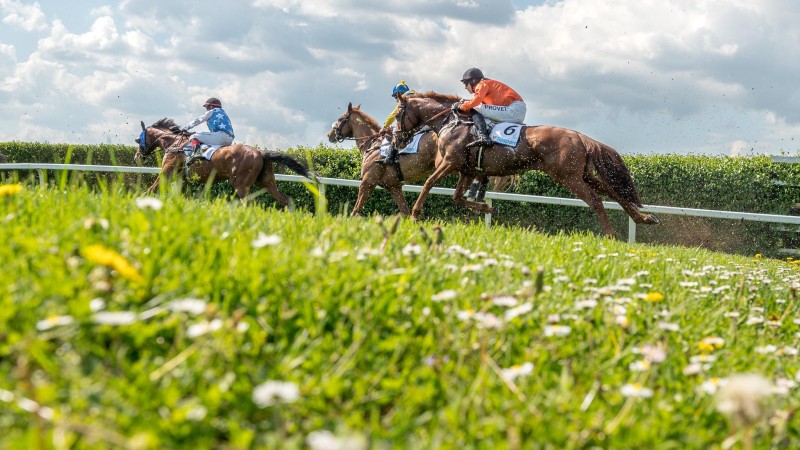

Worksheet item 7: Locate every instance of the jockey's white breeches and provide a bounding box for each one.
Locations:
[475,100,526,124]
[191,131,233,146]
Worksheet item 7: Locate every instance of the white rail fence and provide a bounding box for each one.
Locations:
[2,163,800,245]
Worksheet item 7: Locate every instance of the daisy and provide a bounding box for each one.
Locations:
[252,380,300,408]
[621,383,653,398]
[252,233,281,248]
[500,362,534,382]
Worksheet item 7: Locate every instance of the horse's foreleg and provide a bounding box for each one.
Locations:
[351,179,378,216]
[147,177,160,195]
[410,161,457,220]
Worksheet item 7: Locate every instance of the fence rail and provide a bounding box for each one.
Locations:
[3,163,800,244]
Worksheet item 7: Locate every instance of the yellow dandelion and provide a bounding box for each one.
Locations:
[644,292,664,302]
[0,183,23,197]
[81,244,143,283]
[755,254,763,259]
[699,336,725,353]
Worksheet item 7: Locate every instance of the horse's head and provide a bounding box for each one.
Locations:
[328,102,359,143]
[134,118,188,162]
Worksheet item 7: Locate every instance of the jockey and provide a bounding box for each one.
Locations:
[378,80,416,165]
[182,97,235,154]
[454,68,526,149]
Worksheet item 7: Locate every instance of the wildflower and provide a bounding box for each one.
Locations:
[500,362,534,382]
[89,298,106,312]
[167,298,208,315]
[644,292,664,302]
[306,430,367,450]
[544,325,572,337]
[134,197,163,210]
[490,295,518,307]
[93,311,138,326]
[186,319,223,338]
[252,233,281,248]
[402,244,422,256]
[745,315,764,326]
[658,322,680,332]
[755,345,778,354]
[252,380,300,408]
[638,345,667,363]
[431,290,457,302]
[683,363,704,376]
[700,377,725,394]
[504,303,533,321]
[81,244,144,283]
[716,373,774,427]
[0,183,23,197]
[615,315,629,328]
[629,360,651,372]
[575,299,598,310]
[621,383,653,398]
[699,337,725,352]
[36,315,74,331]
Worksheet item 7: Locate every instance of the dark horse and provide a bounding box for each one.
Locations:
[395,92,659,236]
[135,118,310,207]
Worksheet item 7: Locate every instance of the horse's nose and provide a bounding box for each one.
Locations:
[135,138,140,144]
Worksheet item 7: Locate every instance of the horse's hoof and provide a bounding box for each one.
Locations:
[490,206,499,215]
[645,214,660,225]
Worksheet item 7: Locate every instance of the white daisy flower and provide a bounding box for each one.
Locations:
[500,362,534,382]
[186,319,223,338]
[621,383,653,398]
[93,311,138,326]
[135,197,163,210]
[252,233,281,248]
[36,315,74,331]
[252,380,300,408]
[491,295,518,307]
[432,290,457,302]
[544,325,572,337]
[167,298,208,315]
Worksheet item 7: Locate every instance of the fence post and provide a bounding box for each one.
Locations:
[628,217,636,243]
[485,198,492,226]
[318,182,326,215]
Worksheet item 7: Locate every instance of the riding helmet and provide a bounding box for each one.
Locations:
[392,80,410,97]
[203,97,222,108]
[460,67,485,83]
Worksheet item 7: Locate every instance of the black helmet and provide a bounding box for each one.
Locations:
[460,67,484,83]
[203,97,222,108]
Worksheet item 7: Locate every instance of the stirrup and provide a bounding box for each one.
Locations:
[466,138,492,149]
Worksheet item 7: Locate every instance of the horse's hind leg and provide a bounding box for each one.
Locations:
[561,178,616,237]
[387,185,411,216]
[584,173,658,225]
[257,162,290,208]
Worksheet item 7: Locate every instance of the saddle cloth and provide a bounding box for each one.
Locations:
[471,121,524,147]
[379,132,425,158]
[182,143,223,160]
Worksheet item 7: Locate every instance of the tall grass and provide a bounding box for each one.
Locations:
[1,182,799,448]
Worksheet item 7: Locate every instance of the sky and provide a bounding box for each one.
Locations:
[1,0,799,156]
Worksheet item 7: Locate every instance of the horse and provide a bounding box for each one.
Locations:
[134,118,310,207]
[394,92,659,237]
[327,103,513,216]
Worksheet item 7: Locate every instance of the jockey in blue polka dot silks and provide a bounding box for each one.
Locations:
[182,97,235,153]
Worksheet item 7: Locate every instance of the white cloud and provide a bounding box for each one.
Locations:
[0,0,47,31]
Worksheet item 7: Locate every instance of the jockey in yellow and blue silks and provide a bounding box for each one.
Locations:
[378,80,416,165]
[182,97,235,153]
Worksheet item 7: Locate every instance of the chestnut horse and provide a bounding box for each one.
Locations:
[327,103,512,216]
[395,92,659,236]
[135,118,309,207]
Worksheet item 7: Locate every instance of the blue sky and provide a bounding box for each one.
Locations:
[1,0,799,156]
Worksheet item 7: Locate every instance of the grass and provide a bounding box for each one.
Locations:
[1,181,800,449]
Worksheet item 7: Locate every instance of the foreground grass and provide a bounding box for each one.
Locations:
[1,183,800,449]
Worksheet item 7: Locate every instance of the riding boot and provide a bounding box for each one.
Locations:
[378,146,399,165]
[466,111,493,149]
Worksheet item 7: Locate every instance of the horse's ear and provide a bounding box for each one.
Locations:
[347,102,352,112]
[140,121,146,131]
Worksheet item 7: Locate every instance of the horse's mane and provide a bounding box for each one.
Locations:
[351,107,380,129]
[407,91,461,103]
[151,117,182,132]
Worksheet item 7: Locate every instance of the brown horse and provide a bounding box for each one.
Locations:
[327,103,442,216]
[327,103,514,216]
[135,118,310,206]
[395,92,659,236]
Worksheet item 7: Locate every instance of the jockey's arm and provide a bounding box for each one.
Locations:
[383,103,401,128]
[459,81,488,112]
[184,109,213,131]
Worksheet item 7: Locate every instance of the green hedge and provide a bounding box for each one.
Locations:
[2,142,799,256]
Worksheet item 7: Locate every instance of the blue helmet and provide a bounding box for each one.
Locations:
[392,80,410,97]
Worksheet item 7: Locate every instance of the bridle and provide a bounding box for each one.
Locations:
[137,128,187,159]
[331,109,355,143]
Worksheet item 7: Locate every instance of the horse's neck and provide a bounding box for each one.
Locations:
[157,132,187,150]
[351,118,380,151]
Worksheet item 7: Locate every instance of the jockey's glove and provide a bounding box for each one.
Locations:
[451,101,462,113]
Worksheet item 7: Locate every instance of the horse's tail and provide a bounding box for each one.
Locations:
[580,134,643,207]
[260,150,312,180]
